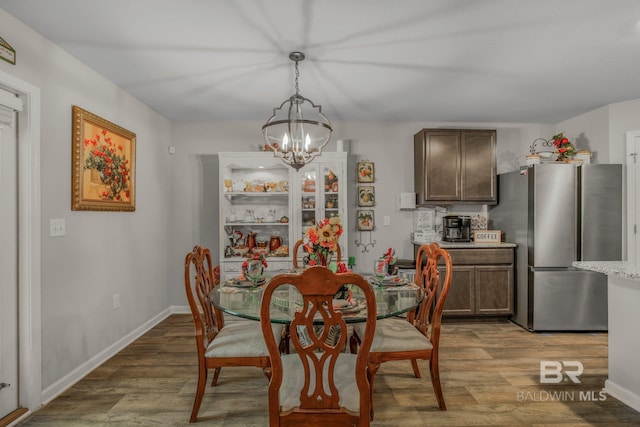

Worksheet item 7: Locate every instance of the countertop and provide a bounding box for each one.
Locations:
[411,240,516,249]
[573,261,640,281]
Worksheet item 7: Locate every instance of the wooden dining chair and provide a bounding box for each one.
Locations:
[184,245,283,423]
[350,242,453,417]
[260,266,376,426]
[292,238,342,268]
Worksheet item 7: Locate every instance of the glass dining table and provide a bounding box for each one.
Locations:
[211,270,424,324]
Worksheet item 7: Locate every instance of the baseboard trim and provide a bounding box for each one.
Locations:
[169,305,189,314]
[605,379,640,412]
[41,308,174,404]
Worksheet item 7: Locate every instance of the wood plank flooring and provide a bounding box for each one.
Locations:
[18,314,640,426]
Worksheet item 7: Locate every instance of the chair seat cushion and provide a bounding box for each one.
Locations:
[353,318,432,353]
[279,353,360,413]
[205,321,283,358]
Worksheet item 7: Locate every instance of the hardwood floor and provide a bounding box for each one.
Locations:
[18,314,640,426]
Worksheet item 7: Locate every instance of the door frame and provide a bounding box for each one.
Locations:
[0,70,42,418]
[626,131,640,263]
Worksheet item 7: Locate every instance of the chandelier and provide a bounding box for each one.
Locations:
[262,52,332,171]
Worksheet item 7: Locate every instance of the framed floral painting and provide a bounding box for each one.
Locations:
[356,161,374,183]
[71,106,136,211]
[357,210,375,231]
[358,186,375,207]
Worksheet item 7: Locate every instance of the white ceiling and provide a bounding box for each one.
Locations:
[2,0,640,124]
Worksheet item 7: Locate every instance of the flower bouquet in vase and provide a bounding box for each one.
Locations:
[382,247,398,276]
[302,216,343,267]
[551,133,577,162]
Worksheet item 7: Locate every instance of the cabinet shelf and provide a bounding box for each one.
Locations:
[223,256,292,261]
[224,222,289,226]
[224,192,289,205]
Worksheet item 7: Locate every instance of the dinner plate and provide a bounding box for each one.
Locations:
[335,300,363,314]
[226,278,266,288]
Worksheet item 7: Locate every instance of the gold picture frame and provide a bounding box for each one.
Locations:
[71,106,136,211]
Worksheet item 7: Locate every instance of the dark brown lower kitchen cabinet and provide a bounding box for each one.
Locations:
[437,248,514,318]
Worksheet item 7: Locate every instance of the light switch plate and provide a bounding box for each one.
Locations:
[49,218,66,237]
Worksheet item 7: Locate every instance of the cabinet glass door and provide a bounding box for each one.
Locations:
[321,163,346,258]
[300,167,318,239]
[321,164,342,221]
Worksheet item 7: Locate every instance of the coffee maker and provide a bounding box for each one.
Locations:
[442,215,471,242]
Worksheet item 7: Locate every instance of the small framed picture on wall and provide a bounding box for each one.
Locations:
[357,210,375,231]
[356,161,374,183]
[357,186,375,207]
[71,105,136,211]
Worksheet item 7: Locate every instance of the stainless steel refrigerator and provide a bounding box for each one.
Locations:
[489,164,622,331]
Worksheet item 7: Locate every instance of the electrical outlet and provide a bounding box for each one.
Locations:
[383,216,391,226]
[113,294,120,310]
[49,218,66,237]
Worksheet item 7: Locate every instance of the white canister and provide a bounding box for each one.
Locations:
[575,150,592,164]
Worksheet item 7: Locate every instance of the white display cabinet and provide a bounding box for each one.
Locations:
[219,151,349,280]
[219,152,293,280]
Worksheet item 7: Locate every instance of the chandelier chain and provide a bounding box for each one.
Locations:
[294,59,300,96]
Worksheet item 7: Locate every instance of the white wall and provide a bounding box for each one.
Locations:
[0,9,173,391]
[609,99,640,163]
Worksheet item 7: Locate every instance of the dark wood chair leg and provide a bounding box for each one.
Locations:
[211,367,221,387]
[349,331,360,354]
[190,363,208,422]
[279,325,290,354]
[429,358,447,410]
[367,361,381,420]
[411,358,422,378]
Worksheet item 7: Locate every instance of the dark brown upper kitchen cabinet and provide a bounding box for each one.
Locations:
[414,129,497,204]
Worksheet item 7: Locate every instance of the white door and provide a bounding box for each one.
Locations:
[627,131,640,263]
[0,97,19,418]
